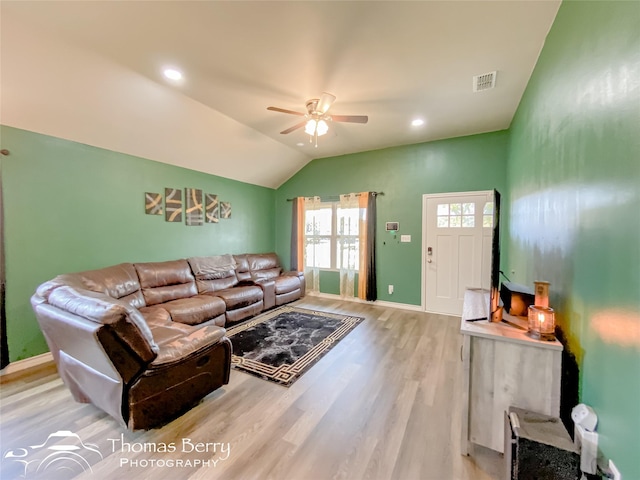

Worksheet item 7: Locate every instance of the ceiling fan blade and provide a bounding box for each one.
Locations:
[330,115,369,124]
[317,92,336,114]
[280,120,307,135]
[267,106,305,116]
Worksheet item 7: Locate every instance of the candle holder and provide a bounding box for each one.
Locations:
[527,305,556,341]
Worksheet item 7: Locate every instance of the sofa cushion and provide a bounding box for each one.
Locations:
[233,254,252,282]
[146,319,227,367]
[188,255,236,280]
[47,286,159,358]
[196,275,239,294]
[135,260,198,306]
[48,286,125,324]
[213,285,263,310]
[247,253,280,271]
[252,267,282,281]
[149,295,226,326]
[273,275,301,295]
[56,264,145,309]
[139,305,171,324]
[188,254,240,294]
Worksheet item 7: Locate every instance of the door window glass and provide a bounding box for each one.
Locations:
[437,202,475,228]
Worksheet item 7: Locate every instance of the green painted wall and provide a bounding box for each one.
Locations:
[275,131,509,305]
[503,1,640,477]
[0,126,276,362]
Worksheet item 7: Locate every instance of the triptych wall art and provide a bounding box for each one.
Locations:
[144,188,231,226]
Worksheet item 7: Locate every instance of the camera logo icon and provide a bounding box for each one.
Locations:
[3,430,103,479]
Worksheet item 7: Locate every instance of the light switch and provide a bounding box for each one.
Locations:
[400,235,411,242]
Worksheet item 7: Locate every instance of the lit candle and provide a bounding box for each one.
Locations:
[528,306,556,341]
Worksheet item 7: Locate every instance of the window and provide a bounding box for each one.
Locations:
[435,201,494,229]
[304,205,332,268]
[305,202,359,270]
[483,201,494,228]
[437,202,475,228]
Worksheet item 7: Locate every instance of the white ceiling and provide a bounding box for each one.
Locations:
[1,1,560,188]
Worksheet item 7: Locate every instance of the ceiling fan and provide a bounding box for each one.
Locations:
[267,92,368,147]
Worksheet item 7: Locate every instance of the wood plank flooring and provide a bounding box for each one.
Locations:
[0,297,502,480]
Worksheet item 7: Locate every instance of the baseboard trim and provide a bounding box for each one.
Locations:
[304,292,424,312]
[422,309,461,319]
[0,352,55,384]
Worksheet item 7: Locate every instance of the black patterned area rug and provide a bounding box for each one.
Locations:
[226,306,364,387]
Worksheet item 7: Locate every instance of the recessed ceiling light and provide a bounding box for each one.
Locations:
[296,142,305,147]
[411,118,425,127]
[163,68,183,81]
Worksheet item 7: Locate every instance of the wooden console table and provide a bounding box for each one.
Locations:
[460,313,562,454]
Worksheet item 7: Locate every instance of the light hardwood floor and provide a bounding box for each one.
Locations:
[0,297,502,480]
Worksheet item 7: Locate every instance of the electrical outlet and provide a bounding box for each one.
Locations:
[388,285,394,295]
[609,459,621,480]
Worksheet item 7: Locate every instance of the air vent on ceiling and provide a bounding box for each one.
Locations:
[473,71,497,92]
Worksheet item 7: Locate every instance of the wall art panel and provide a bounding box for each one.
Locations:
[165,188,183,223]
[185,188,203,226]
[205,193,219,223]
[221,201,232,219]
[145,192,163,215]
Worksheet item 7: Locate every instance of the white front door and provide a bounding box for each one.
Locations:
[422,191,494,316]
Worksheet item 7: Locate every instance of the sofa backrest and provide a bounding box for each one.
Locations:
[45,285,158,357]
[54,263,145,309]
[187,255,239,294]
[233,254,252,282]
[247,253,282,281]
[134,260,198,306]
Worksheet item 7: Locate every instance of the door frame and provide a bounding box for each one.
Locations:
[421,190,494,314]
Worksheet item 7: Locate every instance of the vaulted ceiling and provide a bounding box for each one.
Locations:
[1,1,560,188]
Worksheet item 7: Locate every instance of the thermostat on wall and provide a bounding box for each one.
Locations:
[385,222,399,232]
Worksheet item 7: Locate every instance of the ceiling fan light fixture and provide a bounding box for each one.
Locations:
[304,119,329,137]
[304,119,316,136]
[268,94,366,144]
[316,119,329,136]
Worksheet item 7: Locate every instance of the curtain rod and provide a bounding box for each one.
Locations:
[286,191,384,202]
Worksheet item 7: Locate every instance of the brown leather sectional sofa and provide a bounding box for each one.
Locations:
[30,253,305,430]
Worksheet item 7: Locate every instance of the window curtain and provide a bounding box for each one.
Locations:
[0,167,7,369]
[292,192,376,300]
[290,197,305,272]
[304,196,321,293]
[339,193,359,297]
[358,192,378,301]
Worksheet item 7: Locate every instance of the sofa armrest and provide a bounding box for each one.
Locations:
[282,271,306,296]
[254,278,276,310]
